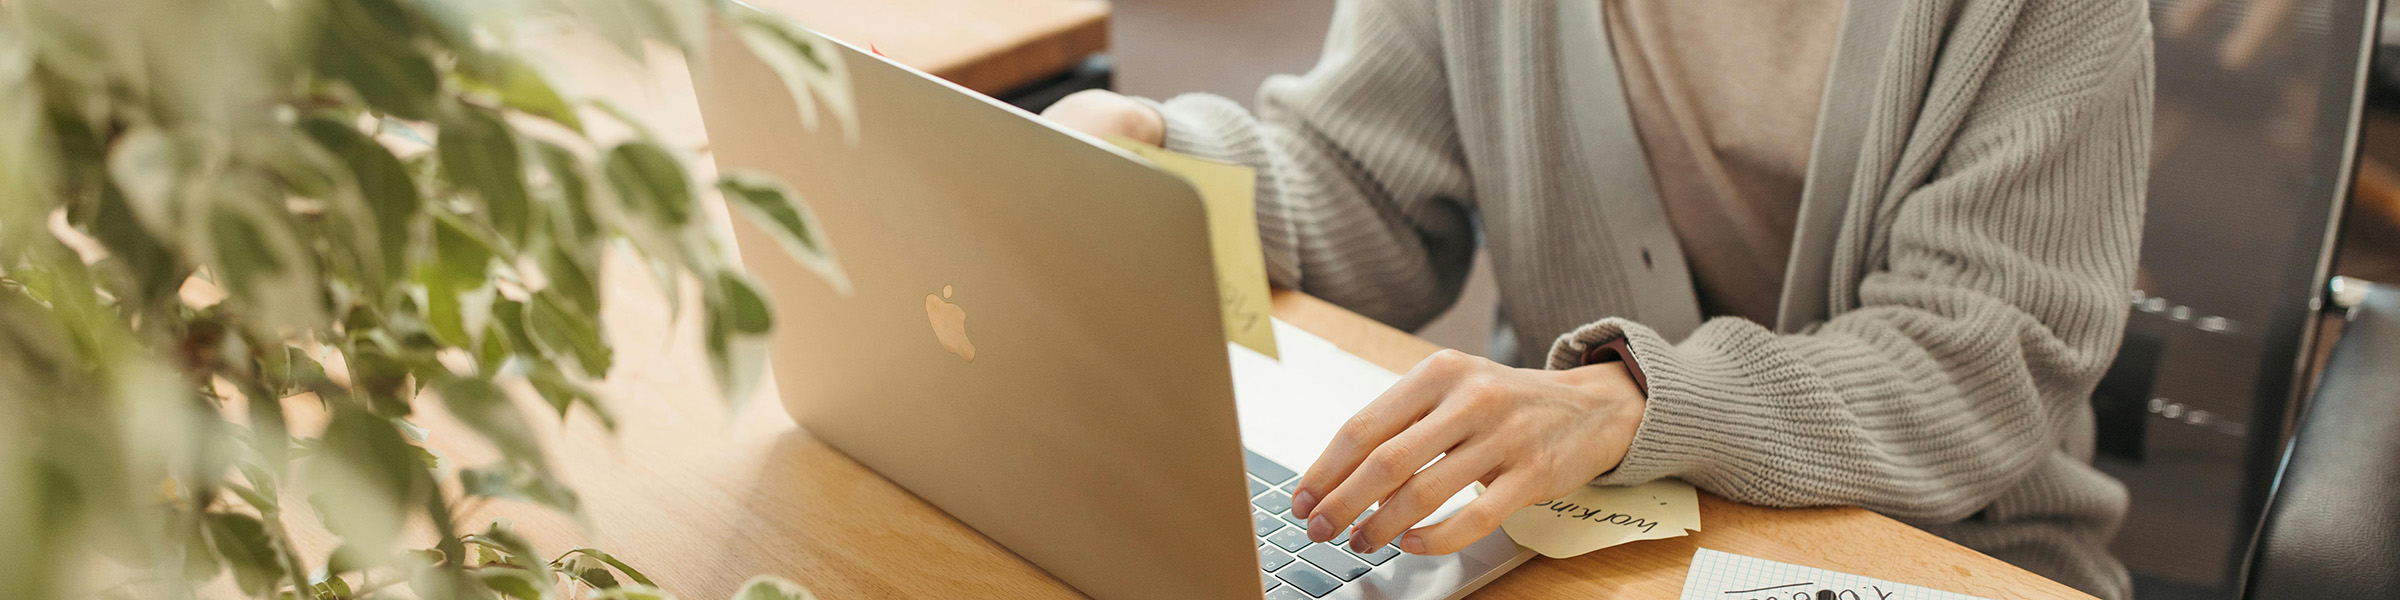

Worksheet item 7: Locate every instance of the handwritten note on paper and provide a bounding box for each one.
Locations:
[1108,137,1279,359]
[1680,548,1996,600]
[1502,479,1702,559]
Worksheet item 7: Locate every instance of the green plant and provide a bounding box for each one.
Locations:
[0,0,852,598]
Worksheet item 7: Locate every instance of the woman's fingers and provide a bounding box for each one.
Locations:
[1293,349,1476,519]
[1395,475,1545,556]
[1346,449,1500,552]
[1302,408,1472,543]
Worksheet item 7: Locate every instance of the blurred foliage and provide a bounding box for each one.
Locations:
[0,0,852,598]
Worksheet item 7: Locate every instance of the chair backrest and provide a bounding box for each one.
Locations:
[2240,281,2400,598]
[2089,0,2383,593]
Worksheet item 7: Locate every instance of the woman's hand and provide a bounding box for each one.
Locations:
[1290,349,1645,556]
[1039,89,1166,146]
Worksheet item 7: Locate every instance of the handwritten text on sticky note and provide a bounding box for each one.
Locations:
[1502,479,1701,558]
[1107,137,1278,359]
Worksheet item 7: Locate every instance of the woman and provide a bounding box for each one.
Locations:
[1044,0,2149,596]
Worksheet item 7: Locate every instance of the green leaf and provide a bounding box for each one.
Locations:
[715,271,772,335]
[314,0,441,120]
[703,272,772,405]
[423,214,502,348]
[602,141,692,228]
[231,461,281,513]
[535,141,602,249]
[88,184,188,310]
[596,586,672,600]
[730,576,817,600]
[303,117,422,280]
[307,408,430,568]
[557,548,657,588]
[208,189,326,332]
[563,0,649,60]
[182,521,225,584]
[630,0,709,59]
[717,171,849,295]
[478,56,584,133]
[105,123,184,239]
[537,244,600,315]
[527,364,615,431]
[438,105,533,244]
[527,291,610,378]
[432,376,542,467]
[419,265,473,349]
[310,575,355,600]
[206,512,288,596]
[345,343,414,417]
[728,6,859,143]
[432,213,498,290]
[459,463,580,513]
[566,564,620,591]
[477,566,552,600]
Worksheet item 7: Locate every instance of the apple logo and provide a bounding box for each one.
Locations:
[925,285,976,362]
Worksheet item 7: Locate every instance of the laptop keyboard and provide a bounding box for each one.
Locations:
[1245,449,1403,598]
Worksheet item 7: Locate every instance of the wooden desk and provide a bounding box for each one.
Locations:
[744,0,1110,95]
[408,284,2093,600]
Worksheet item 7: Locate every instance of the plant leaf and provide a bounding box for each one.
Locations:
[596,586,672,600]
[534,141,603,250]
[314,0,441,120]
[205,512,287,596]
[460,464,580,514]
[438,105,533,245]
[207,186,326,332]
[602,141,692,228]
[527,290,610,378]
[703,271,771,406]
[431,376,541,467]
[527,364,614,431]
[303,117,421,281]
[730,576,818,600]
[345,342,414,417]
[728,6,858,144]
[477,565,552,600]
[557,548,657,589]
[716,171,849,295]
[476,55,584,134]
[104,124,182,239]
[307,408,431,568]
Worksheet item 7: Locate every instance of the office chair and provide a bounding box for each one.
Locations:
[2238,279,2400,599]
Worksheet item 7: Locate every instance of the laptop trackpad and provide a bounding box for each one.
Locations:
[1231,319,1478,528]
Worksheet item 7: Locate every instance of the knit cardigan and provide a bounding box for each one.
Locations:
[1145,0,2152,596]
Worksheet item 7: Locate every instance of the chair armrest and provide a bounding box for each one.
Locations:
[2242,282,2400,599]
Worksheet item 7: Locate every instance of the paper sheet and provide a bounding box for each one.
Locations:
[1680,548,1995,600]
[1502,479,1703,558]
[1228,319,1478,527]
[1110,137,1279,359]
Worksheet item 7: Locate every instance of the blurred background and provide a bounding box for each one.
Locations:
[939,0,2400,598]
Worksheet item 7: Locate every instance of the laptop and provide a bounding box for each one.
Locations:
[693,17,1534,600]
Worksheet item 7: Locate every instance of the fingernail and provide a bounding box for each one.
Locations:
[1399,533,1425,554]
[1307,515,1334,542]
[1349,528,1373,553]
[1290,490,1318,518]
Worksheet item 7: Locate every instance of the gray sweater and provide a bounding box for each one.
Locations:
[1146,0,2151,597]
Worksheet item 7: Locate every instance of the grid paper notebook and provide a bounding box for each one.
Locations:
[1679,548,1997,600]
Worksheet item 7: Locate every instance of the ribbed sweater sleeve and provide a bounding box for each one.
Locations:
[1549,0,2152,525]
[1145,0,1478,332]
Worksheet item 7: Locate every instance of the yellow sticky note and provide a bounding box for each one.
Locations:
[1108,137,1278,359]
[1500,479,1702,559]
